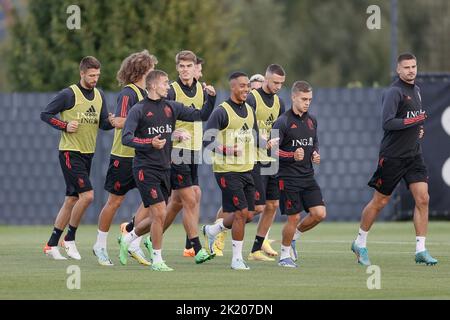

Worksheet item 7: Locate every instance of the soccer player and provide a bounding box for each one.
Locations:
[202,72,263,270]
[161,51,217,260]
[212,65,286,261]
[93,50,158,266]
[351,53,437,266]
[41,56,115,260]
[118,70,215,271]
[273,81,325,268]
[249,74,265,90]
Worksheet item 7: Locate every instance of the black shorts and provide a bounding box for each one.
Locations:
[133,167,171,208]
[104,156,136,196]
[368,154,428,196]
[58,151,93,197]
[279,177,325,215]
[251,163,280,205]
[170,150,200,190]
[215,171,255,213]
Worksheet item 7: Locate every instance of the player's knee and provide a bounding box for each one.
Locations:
[193,186,202,202]
[80,191,94,204]
[415,193,430,208]
[373,196,389,210]
[266,201,279,212]
[108,196,124,209]
[246,211,255,222]
[181,195,197,210]
[255,205,265,215]
[313,209,326,221]
[288,214,300,225]
[65,196,78,206]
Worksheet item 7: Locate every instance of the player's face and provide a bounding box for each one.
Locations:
[194,64,203,81]
[155,75,170,98]
[177,60,196,82]
[80,68,100,89]
[292,91,313,114]
[397,59,417,83]
[265,73,285,94]
[231,76,250,103]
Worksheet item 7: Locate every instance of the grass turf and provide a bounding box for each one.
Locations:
[0,222,449,299]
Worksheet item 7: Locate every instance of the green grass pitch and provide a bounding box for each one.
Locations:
[0,222,449,299]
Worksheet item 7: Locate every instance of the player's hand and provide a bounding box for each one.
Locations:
[312,150,321,164]
[172,129,191,142]
[233,144,242,157]
[419,125,424,139]
[267,137,280,149]
[204,84,216,97]
[294,147,304,161]
[152,134,166,149]
[108,113,115,127]
[113,116,126,129]
[66,120,79,133]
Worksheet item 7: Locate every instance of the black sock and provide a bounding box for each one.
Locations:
[190,237,202,254]
[64,224,78,241]
[48,227,63,246]
[185,234,193,249]
[125,216,135,232]
[251,235,265,253]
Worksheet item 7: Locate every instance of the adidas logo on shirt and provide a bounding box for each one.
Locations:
[86,105,96,113]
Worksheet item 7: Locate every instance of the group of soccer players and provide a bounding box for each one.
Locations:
[40,50,438,271]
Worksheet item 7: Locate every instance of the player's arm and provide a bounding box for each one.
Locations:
[279,97,286,116]
[203,107,239,156]
[98,91,115,130]
[113,90,136,129]
[171,101,204,122]
[200,88,217,121]
[121,106,154,151]
[40,88,74,132]
[311,117,320,164]
[272,117,296,163]
[382,88,426,131]
[246,91,257,111]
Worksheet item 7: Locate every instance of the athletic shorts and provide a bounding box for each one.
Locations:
[133,167,171,208]
[368,154,428,196]
[170,149,200,190]
[251,162,280,205]
[58,151,93,197]
[214,171,255,213]
[278,176,325,215]
[104,156,136,196]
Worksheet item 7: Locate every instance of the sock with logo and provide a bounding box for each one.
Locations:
[251,235,265,253]
[48,227,63,247]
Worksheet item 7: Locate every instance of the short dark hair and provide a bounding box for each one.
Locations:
[145,70,168,88]
[266,64,285,77]
[228,71,248,81]
[397,52,417,63]
[80,56,101,72]
[291,81,313,95]
[196,57,204,65]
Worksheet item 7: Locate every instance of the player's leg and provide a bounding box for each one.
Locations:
[44,196,78,260]
[278,189,300,267]
[260,175,280,256]
[409,182,437,265]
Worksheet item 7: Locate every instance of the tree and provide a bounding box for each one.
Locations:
[6,0,241,91]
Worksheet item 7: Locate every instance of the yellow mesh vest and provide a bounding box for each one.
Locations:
[59,85,103,153]
[110,84,144,157]
[212,102,255,173]
[252,89,280,162]
[172,81,204,151]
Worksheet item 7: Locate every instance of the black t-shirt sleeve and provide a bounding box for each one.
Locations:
[40,88,74,131]
[272,115,295,162]
[203,106,229,151]
[279,97,286,117]
[98,90,114,130]
[312,116,319,153]
[121,105,153,151]
[246,92,257,111]
[115,87,138,118]
[170,101,203,122]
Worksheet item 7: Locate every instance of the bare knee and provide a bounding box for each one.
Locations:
[415,193,430,208]
[288,214,300,225]
[107,195,124,210]
[372,195,390,210]
[79,191,94,204]
[254,205,265,215]
[311,207,326,221]
[265,200,279,213]
[65,196,78,206]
